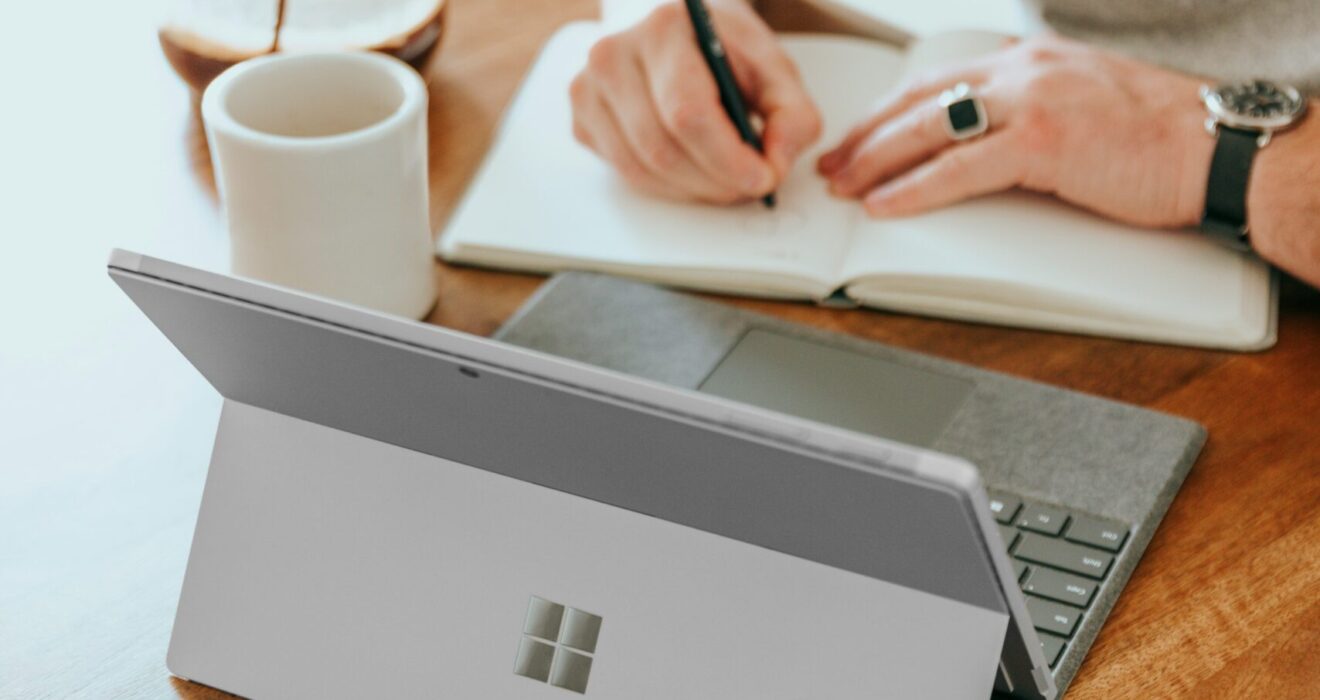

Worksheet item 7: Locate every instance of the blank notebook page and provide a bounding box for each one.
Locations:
[804,33,1271,338]
[443,23,1273,347]
[442,25,902,295]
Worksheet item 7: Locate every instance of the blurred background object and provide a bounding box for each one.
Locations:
[160,0,448,91]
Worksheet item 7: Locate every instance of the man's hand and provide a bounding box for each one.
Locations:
[818,35,1214,229]
[570,0,822,204]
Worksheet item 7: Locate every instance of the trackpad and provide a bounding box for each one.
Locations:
[698,329,973,447]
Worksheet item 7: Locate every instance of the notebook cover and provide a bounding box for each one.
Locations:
[494,272,1205,695]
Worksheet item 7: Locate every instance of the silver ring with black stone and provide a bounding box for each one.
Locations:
[938,82,989,141]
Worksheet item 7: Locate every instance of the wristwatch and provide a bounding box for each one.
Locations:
[1199,80,1308,251]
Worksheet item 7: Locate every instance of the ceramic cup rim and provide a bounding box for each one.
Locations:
[201,50,426,150]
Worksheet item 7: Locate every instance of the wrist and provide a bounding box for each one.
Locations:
[1178,114,1217,228]
[1159,73,1217,229]
[1246,101,1319,261]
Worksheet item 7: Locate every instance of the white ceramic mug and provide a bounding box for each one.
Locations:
[201,52,437,319]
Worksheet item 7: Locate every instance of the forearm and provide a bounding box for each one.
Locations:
[1249,101,1320,288]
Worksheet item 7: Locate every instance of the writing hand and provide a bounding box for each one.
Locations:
[570,0,822,204]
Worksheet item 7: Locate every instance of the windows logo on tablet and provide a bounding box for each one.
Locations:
[513,596,603,694]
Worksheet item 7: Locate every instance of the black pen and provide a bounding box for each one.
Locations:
[682,0,776,208]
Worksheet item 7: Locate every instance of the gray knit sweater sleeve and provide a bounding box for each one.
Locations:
[1025,0,1320,95]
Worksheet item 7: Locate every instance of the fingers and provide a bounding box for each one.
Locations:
[826,98,955,198]
[826,82,1006,199]
[817,63,991,176]
[734,44,823,178]
[639,21,778,196]
[568,2,821,203]
[570,76,689,201]
[862,132,1024,217]
[607,55,747,201]
[756,67,824,178]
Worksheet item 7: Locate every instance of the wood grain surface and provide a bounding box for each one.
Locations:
[2,0,1316,698]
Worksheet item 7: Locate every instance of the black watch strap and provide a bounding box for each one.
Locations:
[1200,126,1259,251]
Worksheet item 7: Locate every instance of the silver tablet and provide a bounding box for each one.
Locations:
[109,249,1053,699]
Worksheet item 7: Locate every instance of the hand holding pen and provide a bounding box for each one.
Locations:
[568,0,821,205]
[682,0,777,207]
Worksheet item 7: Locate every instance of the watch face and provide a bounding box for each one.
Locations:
[1205,80,1307,131]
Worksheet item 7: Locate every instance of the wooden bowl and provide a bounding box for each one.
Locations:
[160,0,448,93]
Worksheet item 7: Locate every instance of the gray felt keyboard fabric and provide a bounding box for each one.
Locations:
[494,272,1205,696]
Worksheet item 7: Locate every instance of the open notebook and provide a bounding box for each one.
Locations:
[439,22,1275,350]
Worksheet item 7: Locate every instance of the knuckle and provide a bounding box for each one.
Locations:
[1021,68,1066,96]
[1020,38,1063,65]
[874,183,915,211]
[571,121,592,148]
[614,157,648,186]
[768,53,803,82]
[833,154,873,191]
[568,74,590,104]
[587,36,621,73]
[663,99,709,137]
[801,106,825,142]
[639,136,680,171]
[645,2,687,32]
[1017,102,1055,140]
[945,146,976,173]
[920,102,950,140]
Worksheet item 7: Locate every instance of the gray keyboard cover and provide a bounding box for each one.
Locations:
[493,272,1205,696]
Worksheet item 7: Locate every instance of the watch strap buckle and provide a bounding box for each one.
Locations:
[1204,118,1272,147]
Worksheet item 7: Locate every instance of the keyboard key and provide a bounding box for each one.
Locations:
[1038,633,1067,667]
[1022,567,1097,607]
[1014,534,1114,580]
[997,524,1020,550]
[1065,515,1130,552]
[1013,560,1028,582]
[1016,505,1069,536]
[988,496,1021,524]
[1025,596,1082,637]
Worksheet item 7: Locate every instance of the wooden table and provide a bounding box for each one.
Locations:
[3,0,1316,697]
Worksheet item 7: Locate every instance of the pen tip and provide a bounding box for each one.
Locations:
[763,193,777,209]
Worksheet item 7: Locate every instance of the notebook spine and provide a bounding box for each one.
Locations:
[816,287,860,309]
